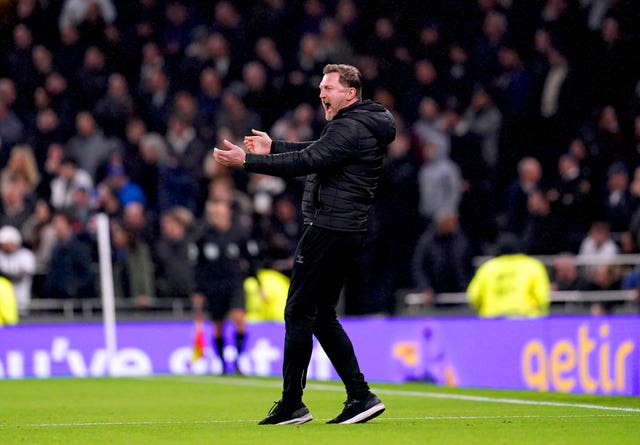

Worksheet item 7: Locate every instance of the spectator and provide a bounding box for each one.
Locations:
[43,72,76,134]
[2,144,40,196]
[417,137,462,229]
[262,194,301,275]
[35,142,64,201]
[457,85,503,180]
[0,225,36,315]
[110,218,155,308]
[122,201,156,247]
[103,163,147,208]
[140,68,172,133]
[196,67,223,144]
[31,45,55,87]
[412,211,473,305]
[0,171,35,229]
[493,43,533,122]
[21,200,57,297]
[413,21,448,71]
[578,220,620,282]
[235,61,280,128]
[546,153,592,250]
[334,0,365,50]
[247,172,287,221]
[59,0,117,29]
[134,132,166,212]
[120,118,147,187]
[270,102,317,142]
[93,73,135,139]
[165,112,208,178]
[365,16,410,89]
[0,99,25,166]
[504,156,542,235]
[215,88,262,142]
[579,220,619,258]
[589,16,634,111]
[551,253,589,292]
[55,26,84,80]
[160,1,194,65]
[532,35,585,168]
[138,42,166,95]
[444,43,474,107]
[412,96,449,157]
[69,184,93,228]
[74,46,111,109]
[201,32,240,83]
[400,59,446,124]
[3,24,35,104]
[474,11,509,85]
[211,1,249,57]
[42,211,95,299]
[65,111,121,178]
[93,182,122,219]
[466,234,551,317]
[285,33,326,106]
[49,156,93,211]
[27,108,66,172]
[253,37,286,92]
[0,78,19,117]
[521,189,563,254]
[592,105,627,170]
[206,175,253,231]
[318,17,355,65]
[153,206,195,300]
[600,161,636,233]
[584,264,623,315]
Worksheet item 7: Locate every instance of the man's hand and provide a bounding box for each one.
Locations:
[213,139,247,167]
[243,129,272,154]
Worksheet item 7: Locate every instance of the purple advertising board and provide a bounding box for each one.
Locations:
[1,316,638,396]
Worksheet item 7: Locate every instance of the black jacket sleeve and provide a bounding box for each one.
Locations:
[271,140,313,154]
[245,120,359,177]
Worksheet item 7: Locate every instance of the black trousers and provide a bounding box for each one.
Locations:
[282,224,370,405]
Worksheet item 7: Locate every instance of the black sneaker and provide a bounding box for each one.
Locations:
[326,393,385,424]
[258,400,313,425]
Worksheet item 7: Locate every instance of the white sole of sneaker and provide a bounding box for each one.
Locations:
[276,413,314,425]
[338,403,386,424]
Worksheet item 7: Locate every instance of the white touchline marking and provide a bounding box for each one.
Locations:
[147,376,640,414]
[369,387,640,414]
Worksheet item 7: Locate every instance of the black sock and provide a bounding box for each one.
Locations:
[235,332,246,355]
[214,336,225,361]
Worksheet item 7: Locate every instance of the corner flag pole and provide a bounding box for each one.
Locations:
[96,213,117,375]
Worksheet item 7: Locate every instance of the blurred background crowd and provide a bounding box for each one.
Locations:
[1,0,640,318]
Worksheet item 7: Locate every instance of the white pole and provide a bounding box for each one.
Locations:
[96,213,117,376]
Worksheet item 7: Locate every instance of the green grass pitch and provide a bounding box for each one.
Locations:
[1,376,639,444]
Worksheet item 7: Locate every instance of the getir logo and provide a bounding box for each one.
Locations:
[521,324,635,394]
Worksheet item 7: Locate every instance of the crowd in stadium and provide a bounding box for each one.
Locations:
[1,0,640,317]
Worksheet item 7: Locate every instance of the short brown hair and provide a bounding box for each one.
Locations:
[323,64,362,100]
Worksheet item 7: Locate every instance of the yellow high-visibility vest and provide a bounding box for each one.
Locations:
[466,254,550,317]
[0,276,18,326]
